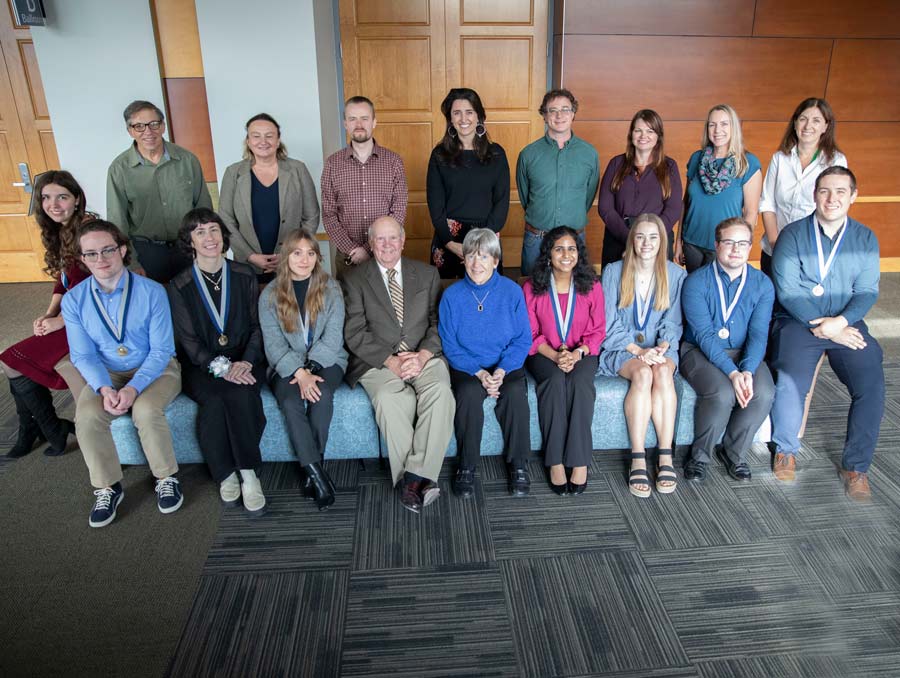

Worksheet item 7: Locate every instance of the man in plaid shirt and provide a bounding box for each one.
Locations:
[321,96,409,279]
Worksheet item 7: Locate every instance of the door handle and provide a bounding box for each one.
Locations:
[12,162,33,194]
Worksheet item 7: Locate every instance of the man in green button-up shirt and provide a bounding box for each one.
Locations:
[516,89,599,275]
[106,100,212,283]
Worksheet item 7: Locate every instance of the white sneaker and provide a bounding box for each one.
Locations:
[220,472,241,506]
[240,469,266,516]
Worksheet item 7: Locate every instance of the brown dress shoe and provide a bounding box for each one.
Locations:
[773,453,796,482]
[840,470,872,502]
[399,480,423,514]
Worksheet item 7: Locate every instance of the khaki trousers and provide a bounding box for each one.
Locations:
[53,357,87,401]
[358,358,454,485]
[75,358,181,488]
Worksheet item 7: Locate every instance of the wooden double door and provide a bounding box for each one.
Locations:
[0,3,59,282]
[339,0,550,265]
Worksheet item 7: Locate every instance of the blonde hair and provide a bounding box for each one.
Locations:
[618,213,670,311]
[702,104,749,177]
[270,229,327,333]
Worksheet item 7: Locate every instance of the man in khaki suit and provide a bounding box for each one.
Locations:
[342,216,454,513]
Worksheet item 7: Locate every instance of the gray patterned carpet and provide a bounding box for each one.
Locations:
[2,277,900,678]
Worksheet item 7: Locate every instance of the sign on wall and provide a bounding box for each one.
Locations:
[12,0,46,27]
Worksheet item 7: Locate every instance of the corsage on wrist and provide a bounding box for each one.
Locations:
[209,355,232,378]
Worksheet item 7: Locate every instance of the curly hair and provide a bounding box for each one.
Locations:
[529,226,596,296]
[34,170,88,279]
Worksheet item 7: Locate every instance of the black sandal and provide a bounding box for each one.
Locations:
[655,448,677,494]
[628,451,651,498]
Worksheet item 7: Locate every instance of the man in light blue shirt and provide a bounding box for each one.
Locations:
[62,220,184,527]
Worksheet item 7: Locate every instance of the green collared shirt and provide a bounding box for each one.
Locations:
[106,140,212,259]
[515,132,599,231]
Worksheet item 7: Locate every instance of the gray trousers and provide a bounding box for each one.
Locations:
[680,343,774,464]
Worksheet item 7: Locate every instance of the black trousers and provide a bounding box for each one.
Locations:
[270,364,344,467]
[527,354,598,467]
[181,361,267,482]
[682,240,716,273]
[449,366,530,469]
[132,237,192,284]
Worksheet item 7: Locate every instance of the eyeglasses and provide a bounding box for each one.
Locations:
[546,107,574,117]
[464,252,494,264]
[716,239,752,251]
[81,246,121,262]
[129,120,163,132]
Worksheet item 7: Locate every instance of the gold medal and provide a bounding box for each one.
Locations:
[636,333,645,343]
[218,334,228,346]
[559,343,568,351]
[117,345,129,356]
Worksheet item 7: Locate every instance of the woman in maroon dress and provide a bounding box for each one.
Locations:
[1,171,91,457]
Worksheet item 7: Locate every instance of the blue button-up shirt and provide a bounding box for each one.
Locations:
[62,272,175,394]
[682,261,774,375]
[772,213,879,326]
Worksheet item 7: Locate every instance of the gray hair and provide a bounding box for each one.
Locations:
[367,215,405,241]
[123,100,165,125]
[462,228,501,261]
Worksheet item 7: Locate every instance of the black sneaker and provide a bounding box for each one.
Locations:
[89,483,124,528]
[155,476,184,514]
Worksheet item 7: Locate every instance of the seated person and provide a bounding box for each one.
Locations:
[259,228,347,511]
[168,208,268,515]
[681,217,775,483]
[61,220,183,528]
[523,226,606,495]
[599,213,686,498]
[438,228,532,498]
[342,216,454,514]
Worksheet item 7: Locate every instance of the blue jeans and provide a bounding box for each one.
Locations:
[520,228,585,276]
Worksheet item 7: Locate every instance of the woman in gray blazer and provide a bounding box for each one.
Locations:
[220,113,320,282]
[259,228,347,510]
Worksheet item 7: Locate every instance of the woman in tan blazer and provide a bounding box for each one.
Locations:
[219,113,320,282]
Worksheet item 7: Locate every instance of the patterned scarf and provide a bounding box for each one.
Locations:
[698,145,737,195]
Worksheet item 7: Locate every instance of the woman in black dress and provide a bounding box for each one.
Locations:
[427,87,510,278]
[168,208,268,515]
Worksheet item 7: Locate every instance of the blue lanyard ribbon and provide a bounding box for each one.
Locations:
[89,271,133,344]
[191,262,229,335]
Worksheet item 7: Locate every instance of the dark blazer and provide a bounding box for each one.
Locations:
[167,260,264,369]
[341,257,444,387]
[219,157,320,270]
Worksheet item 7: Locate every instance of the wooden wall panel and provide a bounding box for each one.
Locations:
[38,130,58,169]
[356,0,430,24]
[754,0,900,39]
[558,0,754,37]
[18,41,48,120]
[838,123,900,197]
[164,78,216,182]
[460,38,532,109]
[359,38,433,112]
[151,0,205,77]
[374,122,434,194]
[826,40,900,121]
[846,203,900,257]
[461,0,533,24]
[487,121,532,194]
[563,35,832,122]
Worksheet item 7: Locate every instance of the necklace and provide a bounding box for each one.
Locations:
[471,289,491,312]
[199,268,223,291]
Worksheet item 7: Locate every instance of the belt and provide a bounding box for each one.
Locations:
[132,236,175,247]
[524,223,546,237]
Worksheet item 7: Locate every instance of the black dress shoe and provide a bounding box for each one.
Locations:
[453,467,475,498]
[306,462,336,510]
[509,467,530,496]
[300,468,316,500]
[684,459,707,482]
[717,447,752,481]
[399,479,423,513]
[568,480,587,495]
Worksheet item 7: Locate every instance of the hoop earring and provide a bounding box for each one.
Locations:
[447,125,458,139]
[475,123,486,138]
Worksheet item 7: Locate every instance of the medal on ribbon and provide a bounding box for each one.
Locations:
[192,261,229,346]
[811,217,847,298]
[90,271,133,356]
[633,274,654,344]
[550,275,576,350]
[714,262,747,341]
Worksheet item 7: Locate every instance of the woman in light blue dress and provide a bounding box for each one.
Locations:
[600,213,686,498]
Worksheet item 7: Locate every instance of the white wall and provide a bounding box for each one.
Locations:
[30,0,166,219]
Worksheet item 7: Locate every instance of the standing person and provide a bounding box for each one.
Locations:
[260,229,347,511]
[427,88,510,279]
[168,209,268,515]
[599,214,685,497]
[516,89,599,276]
[676,104,762,273]
[321,96,408,280]
[759,98,847,276]
[61,220,183,528]
[342,216,454,514]
[438,229,532,497]
[598,109,682,266]
[106,100,212,283]
[770,167,883,501]
[2,171,89,457]
[523,227,606,494]
[218,113,320,285]
[680,217,775,483]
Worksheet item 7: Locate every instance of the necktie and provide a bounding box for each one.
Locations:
[387,268,409,351]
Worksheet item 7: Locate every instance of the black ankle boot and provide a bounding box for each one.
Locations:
[7,380,45,458]
[299,466,316,500]
[306,462,336,511]
[9,376,71,454]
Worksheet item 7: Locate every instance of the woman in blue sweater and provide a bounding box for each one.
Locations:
[438,228,532,498]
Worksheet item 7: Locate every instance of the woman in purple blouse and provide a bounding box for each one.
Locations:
[523,226,606,495]
[598,109,683,267]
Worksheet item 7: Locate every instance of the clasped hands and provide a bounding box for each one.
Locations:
[634,340,669,366]
[33,314,65,336]
[728,370,755,409]
[554,347,584,373]
[224,360,256,385]
[99,385,138,416]
[292,366,323,402]
[809,315,866,350]
[475,367,506,398]
[385,350,432,381]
